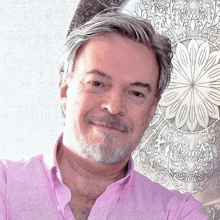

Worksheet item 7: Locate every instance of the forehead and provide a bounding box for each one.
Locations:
[74,33,159,88]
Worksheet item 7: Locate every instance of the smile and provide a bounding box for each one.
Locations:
[90,122,127,133]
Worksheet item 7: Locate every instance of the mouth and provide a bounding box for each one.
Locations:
[87,115,133,133]
[90,122,127,133]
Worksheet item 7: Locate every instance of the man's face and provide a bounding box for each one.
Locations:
[61,33,159,164]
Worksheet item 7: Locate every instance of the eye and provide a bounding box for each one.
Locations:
[130,91,145,98]
[84,80,106,94]
[90,81,103,87]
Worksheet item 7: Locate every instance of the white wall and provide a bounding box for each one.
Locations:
[0,0,80,159]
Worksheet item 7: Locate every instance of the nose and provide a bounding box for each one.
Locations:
[101,90,126,116]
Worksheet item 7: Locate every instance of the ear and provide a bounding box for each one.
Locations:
[59,74,68,99]
[59,74,68,113]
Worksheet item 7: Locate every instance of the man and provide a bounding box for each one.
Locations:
[0,12,207,220]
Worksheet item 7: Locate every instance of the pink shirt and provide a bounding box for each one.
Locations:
[0,136,208,220]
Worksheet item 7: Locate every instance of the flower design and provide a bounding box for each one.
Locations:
[159,39,220,132]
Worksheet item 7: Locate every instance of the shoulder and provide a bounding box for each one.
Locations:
[0,154,44,168]
[0,155,59,219]
[130,171,208,219]
[0,154,48,182]
[0,156,46,218]
[131,170,173,198]
[0,160,8,197]
[0,154,53,201]
[0,160,8,182]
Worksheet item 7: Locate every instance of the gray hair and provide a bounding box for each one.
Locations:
[59,11,173,98]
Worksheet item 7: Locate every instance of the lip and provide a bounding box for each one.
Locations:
[90,122,127,133]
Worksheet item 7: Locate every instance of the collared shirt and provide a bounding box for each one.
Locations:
[0,136,208,220]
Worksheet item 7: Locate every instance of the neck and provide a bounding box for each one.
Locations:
[57,142,129,197]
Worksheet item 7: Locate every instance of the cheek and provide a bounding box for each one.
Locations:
[66,89,99,122]
[134,107,150,124]
[65,94,83,125]
[66,86,85,110]
[132,107,154,134]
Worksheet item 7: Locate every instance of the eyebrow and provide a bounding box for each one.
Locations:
[86,69,111,80]
[130,82,151,91]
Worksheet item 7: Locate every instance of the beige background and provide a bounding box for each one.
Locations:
[0,0,80,159]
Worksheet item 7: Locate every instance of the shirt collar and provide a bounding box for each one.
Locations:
[42,133,63,180]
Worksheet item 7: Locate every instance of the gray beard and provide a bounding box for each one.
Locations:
[78,131,132,164]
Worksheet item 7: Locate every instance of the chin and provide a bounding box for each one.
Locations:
[80,141,131,165]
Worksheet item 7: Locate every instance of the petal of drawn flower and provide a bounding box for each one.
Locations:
[194,42,210,83]
[196,64,220,106]
[160,89,179,107]
[160,63,190,107]
[194,88,209,128]
[203,51,220,72]
[187,107,197,131]
[187,92,197,132]
[175,89,191,128]
[197,86,220,107]
[202,98,219,119]
[176,43,191,83]
[172,66,190,85]
[188,39,198,65]
[187,39,198,83]
[206,64,220,83]
[165,98,183,119]
[198,64,220,91]
[160,84,189,107]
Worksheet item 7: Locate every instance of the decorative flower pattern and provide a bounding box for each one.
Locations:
[159,39,220,132]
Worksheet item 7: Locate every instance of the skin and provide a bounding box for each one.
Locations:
[58,33,159,219]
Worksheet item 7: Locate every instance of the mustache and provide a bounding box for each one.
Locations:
[87,115,133,133]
